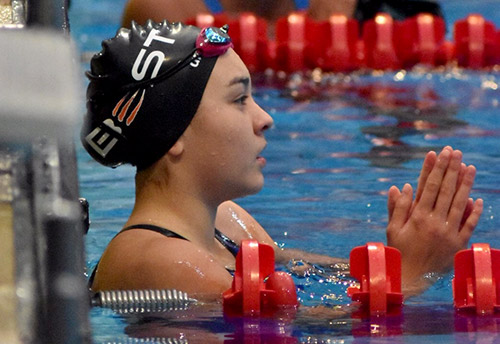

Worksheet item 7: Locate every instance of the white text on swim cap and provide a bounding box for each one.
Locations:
[132,29,175,81]
[85,119,122,158]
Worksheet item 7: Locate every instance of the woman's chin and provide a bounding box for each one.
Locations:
[238,177,265,198]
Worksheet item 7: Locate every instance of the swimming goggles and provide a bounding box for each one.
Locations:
[196,24,234,57]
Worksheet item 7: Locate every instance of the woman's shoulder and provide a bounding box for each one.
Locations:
[215,200,276,246]
[92,228,232,298]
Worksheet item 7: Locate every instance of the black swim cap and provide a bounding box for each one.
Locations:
[81,20,232,169]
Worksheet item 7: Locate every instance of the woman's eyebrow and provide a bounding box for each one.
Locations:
[227,76,250,91]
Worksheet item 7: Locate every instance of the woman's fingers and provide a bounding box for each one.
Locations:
[417,148,452,212]
[447,165,477,229]
[456,163,466,190]
[434,150,463,216]
[414,150,438,204]
[461,198,474,226]
[387,185,401,223]
[387,183,413,237]
[458,198,483,244]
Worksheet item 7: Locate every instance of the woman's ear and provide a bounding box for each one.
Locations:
[167,138,184,157]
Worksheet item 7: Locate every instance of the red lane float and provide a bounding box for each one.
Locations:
[362,13,399,70]
[347,242,403,316]
[395,13,448,68]
[235,13,267,71]
[276,12,308,72]
[453,243,500,315]
[188,12,500,71]
[223,240,298,317]
[309,14,360,71]
[326,15,360,71]
[454,14,497,68]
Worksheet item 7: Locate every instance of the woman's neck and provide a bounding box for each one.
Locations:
[129,171,219,251]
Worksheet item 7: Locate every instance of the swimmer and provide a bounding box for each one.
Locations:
[81,21,482,300]
[121,0,444,33]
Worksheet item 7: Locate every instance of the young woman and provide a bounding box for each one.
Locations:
[81,20,482,301]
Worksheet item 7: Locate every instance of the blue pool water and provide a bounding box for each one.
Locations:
[71,1,500,342]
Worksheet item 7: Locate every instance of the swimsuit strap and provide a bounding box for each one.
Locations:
[122,224,239,257]
[121,223,187,240]
[215,229,240,257]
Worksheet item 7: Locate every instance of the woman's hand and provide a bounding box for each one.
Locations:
[386,146,483,296]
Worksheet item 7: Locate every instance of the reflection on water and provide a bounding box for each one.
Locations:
[282,70,500,168]
[91,302,500,343]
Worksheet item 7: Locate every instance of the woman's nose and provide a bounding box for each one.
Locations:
[253,104,274,135]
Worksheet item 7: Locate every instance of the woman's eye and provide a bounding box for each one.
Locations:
[235,95,249,105]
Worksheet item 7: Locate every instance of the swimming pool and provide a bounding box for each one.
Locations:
[71,0,500,342]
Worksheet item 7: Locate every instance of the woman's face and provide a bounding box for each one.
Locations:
[182,49,274,202]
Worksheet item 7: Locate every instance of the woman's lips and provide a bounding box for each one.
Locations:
[256,156,266,167]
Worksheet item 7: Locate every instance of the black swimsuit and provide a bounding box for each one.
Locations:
[88,224,240,288]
